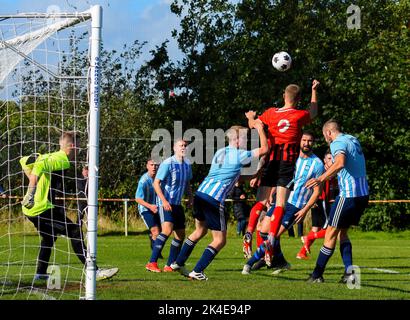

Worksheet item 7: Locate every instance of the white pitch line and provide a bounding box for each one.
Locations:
[363,267,400,274]
[18,287,57,300]
[335,264,407,275]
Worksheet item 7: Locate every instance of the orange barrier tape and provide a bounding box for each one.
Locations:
[1,195,409,204]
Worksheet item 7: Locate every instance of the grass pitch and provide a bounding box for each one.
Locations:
[1,226,410,300]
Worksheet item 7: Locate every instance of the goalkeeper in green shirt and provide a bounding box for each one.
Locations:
[20,132,118,281]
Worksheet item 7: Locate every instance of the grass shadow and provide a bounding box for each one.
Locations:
[361,283,410,295]
[99,230,150,237]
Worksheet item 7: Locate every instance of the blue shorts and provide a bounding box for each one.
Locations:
[329,195,369,228]
[140,210,161,229]
[193,192,226,231]
[158,204,186,230]
[281,202,301,230]
[266,206,274,218]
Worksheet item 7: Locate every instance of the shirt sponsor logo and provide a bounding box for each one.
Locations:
[278,119,290,133]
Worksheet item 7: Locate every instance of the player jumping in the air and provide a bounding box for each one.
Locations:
[243,80,320,261]
[242,132,324,274]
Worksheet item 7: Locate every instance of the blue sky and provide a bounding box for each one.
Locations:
[1,0,182,63]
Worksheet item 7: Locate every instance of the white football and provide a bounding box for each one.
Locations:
[272,51,292,72]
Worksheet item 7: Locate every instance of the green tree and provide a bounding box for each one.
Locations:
[140,0,409,229]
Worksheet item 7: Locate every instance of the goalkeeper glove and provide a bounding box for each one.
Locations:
[22,187,36,209]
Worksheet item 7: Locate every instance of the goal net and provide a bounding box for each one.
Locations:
[0,6,102,300]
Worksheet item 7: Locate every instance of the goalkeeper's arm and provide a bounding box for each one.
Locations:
[20,153,40,209]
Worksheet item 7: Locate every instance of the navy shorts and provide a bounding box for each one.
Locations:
[158,204,186,230]
[281,202,301,230]
[193,193,226,231]
[329,195,369,228]
[140,210,161,229]
[266,206,274,218]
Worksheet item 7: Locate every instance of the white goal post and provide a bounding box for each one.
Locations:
[0,5,103,300]
[86,5,102,301]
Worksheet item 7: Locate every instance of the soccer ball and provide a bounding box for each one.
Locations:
[272,51,292,72]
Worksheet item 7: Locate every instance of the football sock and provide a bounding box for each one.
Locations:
[307,231,315,241]
[175,238,197,266]
[340,239,353,273]
[149,233,168,263]
[297,222,304,237]
[269,206,284,237]
[256,230,262,247]
[298,246,307,256]
[247,202,265,233]
[307,229,327,241]
[167,238,183,266]
[246,243,266,267]
[149,234,154,250]
[193,246,218,273]
[312,246,334,278]
[316,229,327,239]
[273,237,281,256]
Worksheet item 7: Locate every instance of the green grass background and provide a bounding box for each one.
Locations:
[1,223,410,300]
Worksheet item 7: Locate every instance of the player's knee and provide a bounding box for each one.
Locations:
[151,227,160,238]
[191,226,207,240]
[324,227,339,247]
[339,229,349,241]
[174,229,185,240]
[217,235,227,248]
[216,238,227,249]
[161,224,173,236]
[198,227,208,238]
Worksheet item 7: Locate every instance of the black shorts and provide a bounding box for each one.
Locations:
[27,208,80,239]
[260,159,296,188]
[311,200,329,228]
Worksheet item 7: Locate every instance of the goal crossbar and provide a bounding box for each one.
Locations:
[0,13,91,19]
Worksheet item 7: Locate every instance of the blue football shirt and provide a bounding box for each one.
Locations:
[135,172,157,213]
[331,134,369,198]
[288,154,325,209]
[155,156,192,205]
[197,146,255,203]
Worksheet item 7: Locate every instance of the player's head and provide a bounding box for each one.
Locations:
[322,119,341,144]
[323,149,332,166]
[146,158,159,176]
[59,131,78,160]
[173,139,188,158]
[284,84,301,105]
[300,131,314,154]
[226,126,248,149]
[82,165,88,178]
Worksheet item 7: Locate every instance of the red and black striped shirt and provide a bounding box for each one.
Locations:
[259,107,311,162]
